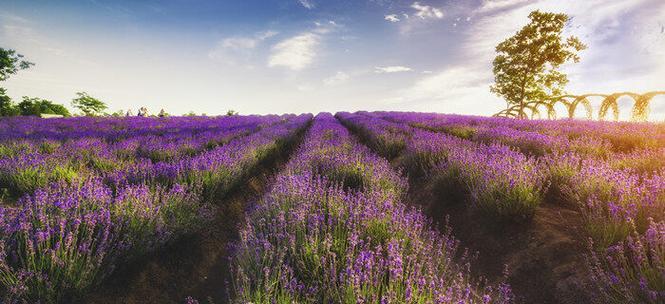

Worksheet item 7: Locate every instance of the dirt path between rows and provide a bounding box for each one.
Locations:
[407,177,594,304]
[81,132,306,304]
[336,117,594,303]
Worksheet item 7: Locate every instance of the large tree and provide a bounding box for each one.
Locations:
[0,48,34,116]
[0,48,34,81]
[71,92,107,116]
[491,10,586,118]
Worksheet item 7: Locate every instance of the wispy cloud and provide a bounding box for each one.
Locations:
[209,30,278,65]
[312,20,341,34]
[375,66,412,73]
[384,14,400,22]
[384,0,665,117]
[411,2,444,19]
[390,1,446,34]
[0,13,93,65]
[383,66,497,112]
[298,0,315,9]
[0,13,29,24]
[323,71,350,86]
[268,32,319,70]
[476,0,530,14]
[268,21,340,71]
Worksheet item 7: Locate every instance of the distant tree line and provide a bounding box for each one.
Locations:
[1,95,71,117]
[0,47,109,118]
[1,47,241,119]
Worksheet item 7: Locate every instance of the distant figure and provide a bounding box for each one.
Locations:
[137,107,148,117]
[126,109,133,117]
[158,109,167,117]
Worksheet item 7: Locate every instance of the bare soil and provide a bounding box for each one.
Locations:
[407,177,593,304]
[81,132,306,304]
[342,123,594,303]
[84,121,594,303]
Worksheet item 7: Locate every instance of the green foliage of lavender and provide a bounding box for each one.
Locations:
[0,114,312,303]
[337,112,546,222]
[587,219,665,304]
[1,110,664,303]
[232,114,512,303]
[354,111,665,302]
[0,180,208,302]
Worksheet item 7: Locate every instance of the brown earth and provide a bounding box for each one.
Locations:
[83,119,594,303]
[340,120,594,303]
[406,176,593,304]
[81,132,306,304]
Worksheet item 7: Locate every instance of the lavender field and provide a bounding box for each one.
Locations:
[0,112,664,303]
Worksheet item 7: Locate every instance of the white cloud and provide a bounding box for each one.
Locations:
[382,66,500,114]
[375,66,413,73]
[209,30,278,64]
[268,32,319,70]
[385,0,665,118]
[385,14,401,22]
[312,20,341,34]
[323,71,350,86]
[411,2,444,19]
[0,13,92,64]
[0,13,30,24]
[476,0,530,14]
[220,37,259,50]
[223,31,277,50]
[298,0,315,9]
[395,2,445,34]
[267,21,340,71]
[256,30,279,40]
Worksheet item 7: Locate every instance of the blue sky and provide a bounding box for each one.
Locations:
[1,0,664,118]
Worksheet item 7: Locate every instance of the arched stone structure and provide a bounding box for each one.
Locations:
[494,91,665,121]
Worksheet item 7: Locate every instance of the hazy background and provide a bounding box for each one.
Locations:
[1,0,664,118]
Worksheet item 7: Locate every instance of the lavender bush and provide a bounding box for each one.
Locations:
[341,111,665,301]
[232,114,512,303]
[0,114,312,303]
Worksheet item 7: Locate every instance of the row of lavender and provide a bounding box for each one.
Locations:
[230,113,512,303]
[0,115,273,141]
[0,114,312,303]
[381,112,665,173]
[337,111,665,303]
[386,112,665,154]
[0,115,298,201]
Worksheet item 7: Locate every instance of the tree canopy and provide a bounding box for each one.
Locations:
[0,48,34,82]
[71,92,107,116]
[0,88,20,116]
[1,48,37,117]
[18,96,71,117]
[491,10,586,118]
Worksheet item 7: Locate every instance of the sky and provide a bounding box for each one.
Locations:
[0,0,664,118]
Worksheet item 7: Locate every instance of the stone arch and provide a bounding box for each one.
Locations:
[538,101,557,119]
[542,95,573,119]
[567,94,605,119]
[493,105,523,118]
[598,92,639,121]
[495,92,665,121]
[631,91,665,122]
